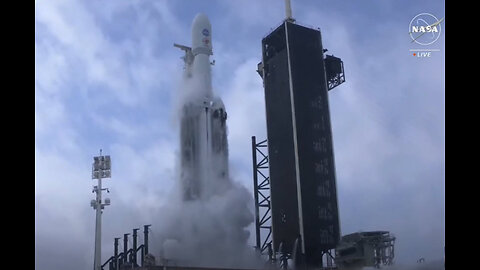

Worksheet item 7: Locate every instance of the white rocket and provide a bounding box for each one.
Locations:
[175,14,229,201]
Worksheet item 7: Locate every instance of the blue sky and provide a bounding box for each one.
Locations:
[35,0,445,269]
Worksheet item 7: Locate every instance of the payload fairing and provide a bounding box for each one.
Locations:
[175,14,229,201]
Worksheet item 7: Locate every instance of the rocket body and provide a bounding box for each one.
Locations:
[177,14,229,201]
[190,13,213,99]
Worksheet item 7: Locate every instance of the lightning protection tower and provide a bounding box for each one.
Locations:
[91,149,112,270]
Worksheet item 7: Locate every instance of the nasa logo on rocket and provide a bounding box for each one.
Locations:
[202,28,210,45]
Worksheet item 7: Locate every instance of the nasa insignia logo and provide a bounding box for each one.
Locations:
[409,13,443,45]
[202,29,209,37]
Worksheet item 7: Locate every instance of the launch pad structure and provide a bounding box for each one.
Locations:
[253,9,346,269]
[251,2,396,269]
[335,231,396,269]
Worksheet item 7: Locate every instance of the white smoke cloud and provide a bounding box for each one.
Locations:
[150,180,260,267]
[145,51,263,268]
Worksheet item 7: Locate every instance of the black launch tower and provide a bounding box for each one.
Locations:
[256,18,345,267]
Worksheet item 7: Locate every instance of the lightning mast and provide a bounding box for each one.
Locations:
[91,149,112,270]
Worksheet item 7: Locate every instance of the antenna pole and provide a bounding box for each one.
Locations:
[285,0,293,20]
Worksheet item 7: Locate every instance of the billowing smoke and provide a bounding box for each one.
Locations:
[148,50,262,268]
[151,180,257,267]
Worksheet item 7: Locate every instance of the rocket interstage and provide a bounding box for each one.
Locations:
[175,14,229,201]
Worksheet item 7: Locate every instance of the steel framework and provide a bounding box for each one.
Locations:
[335,231,395,269]
[251,136,273,258]
[101,225,151,270]
[321,249,337,269]
[325,55,345,91]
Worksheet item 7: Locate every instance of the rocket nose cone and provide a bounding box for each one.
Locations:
[192,13,211,28]
[192,13,212,52]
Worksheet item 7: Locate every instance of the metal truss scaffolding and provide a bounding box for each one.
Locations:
[251,136,273,258]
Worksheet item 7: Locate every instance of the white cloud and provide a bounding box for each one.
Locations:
[223,59,267,161]
[218,0,285,31]
[35,0,182,110]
